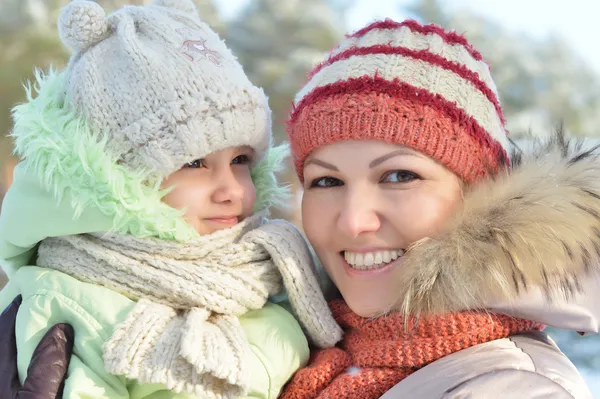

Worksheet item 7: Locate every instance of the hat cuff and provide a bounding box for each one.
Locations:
[290,92,508,184]
[115,94,271,178]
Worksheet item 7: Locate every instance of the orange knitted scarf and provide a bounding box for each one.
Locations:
[281,300,544,399]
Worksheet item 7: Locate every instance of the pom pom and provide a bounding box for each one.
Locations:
[58,0,108,52]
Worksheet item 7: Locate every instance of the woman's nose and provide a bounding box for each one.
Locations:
[336,189,381,237]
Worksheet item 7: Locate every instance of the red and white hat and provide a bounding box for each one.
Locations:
[288,19,510,183]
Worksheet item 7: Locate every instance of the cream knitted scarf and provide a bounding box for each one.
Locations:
[36,215,342,398]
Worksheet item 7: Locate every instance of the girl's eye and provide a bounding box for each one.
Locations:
[381,170,420,183]
[184,159,206,169]
[309,176,344,188]
[232,154,251,165]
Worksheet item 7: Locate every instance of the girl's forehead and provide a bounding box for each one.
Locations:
[206,145,255,157]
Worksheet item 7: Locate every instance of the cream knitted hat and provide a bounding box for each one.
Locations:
[58,0,271,177]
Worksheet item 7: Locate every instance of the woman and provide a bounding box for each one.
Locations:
[279,19,598,398]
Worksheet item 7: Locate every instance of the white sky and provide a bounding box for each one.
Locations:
[216,0,600,72]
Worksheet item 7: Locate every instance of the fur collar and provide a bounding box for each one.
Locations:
[396,130,600,317]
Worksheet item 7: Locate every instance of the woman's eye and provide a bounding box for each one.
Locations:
[232,154,251,165]
[309,176,344,188]
[381,170,420,183]
[184,159,206,169]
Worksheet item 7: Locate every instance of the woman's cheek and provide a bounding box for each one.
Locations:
[302,192,333,246]
[301,193,320,233]
[390,191,460,241]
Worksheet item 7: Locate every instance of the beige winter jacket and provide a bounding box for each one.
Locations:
[382,331,591,398]
[381,133,600,398]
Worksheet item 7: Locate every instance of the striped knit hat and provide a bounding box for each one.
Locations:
[288,19,510,183]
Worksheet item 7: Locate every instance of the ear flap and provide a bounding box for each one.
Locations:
[152,0,197,14]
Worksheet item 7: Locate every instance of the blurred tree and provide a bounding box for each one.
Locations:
[225,0,344,142]
[406,0,600,138]
[0,1,70,203]
[224,0,345,221]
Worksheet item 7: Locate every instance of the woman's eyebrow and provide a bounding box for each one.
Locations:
[369,149,420,168]
[304,158,339,171]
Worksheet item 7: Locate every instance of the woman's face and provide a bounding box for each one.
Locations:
[301,140,462,317]
[161,146,256,235]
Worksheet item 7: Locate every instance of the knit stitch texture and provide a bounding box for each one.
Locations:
[36,216,342,398]
[288,19,510,183]
[280,300,544,399]
[58,0,271,178]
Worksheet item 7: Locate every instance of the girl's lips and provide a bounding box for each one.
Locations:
[205,216,239,225]
[340,252,404,277]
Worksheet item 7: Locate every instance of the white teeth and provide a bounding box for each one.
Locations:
[343,249,405,270]
[347,252,355,265]
[355,253,364,267]
[383,250,391,263]
[374,252,383,265]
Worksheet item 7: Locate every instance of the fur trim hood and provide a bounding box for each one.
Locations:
[396,130,600,332]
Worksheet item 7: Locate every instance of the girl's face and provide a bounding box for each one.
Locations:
[161,146,256,235]
[301,140,462,317]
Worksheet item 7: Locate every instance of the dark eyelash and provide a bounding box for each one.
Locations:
[380,170,421,183]
[309,176,343,188]
[233,154,252,164]
[184,159,205,168]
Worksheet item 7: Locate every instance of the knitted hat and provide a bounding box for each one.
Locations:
[58,0,271,177]
[288,19,510,183]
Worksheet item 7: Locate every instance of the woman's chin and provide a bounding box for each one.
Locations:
[342,293,396,318]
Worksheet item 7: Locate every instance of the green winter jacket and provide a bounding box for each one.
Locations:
[0,70,309,398]
[0,268,307,398]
